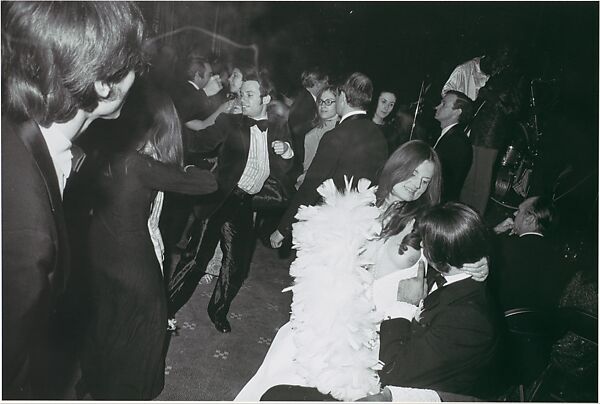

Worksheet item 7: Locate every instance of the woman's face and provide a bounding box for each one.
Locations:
[389,159,435,203]
[318,90,338,120]
[375,92,396,121]
[228,68,243,94]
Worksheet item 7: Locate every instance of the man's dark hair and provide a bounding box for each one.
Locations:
[340,72,373,110]
[416,202,491,274]
[244,69,274,98]
[2,1,146,127]
[446,90,474,125]
[528,196,557,234]
[301,67,328,89]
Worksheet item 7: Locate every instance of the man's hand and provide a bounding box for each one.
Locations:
[356,387,392,401]
[271,140,289,155]
[493,217,515,234]
[396,260,427,305]
[202,75,223,97]
[270,230,284,248]
[460,257,489,282]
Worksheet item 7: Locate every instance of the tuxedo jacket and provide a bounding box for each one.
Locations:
[435,124,473,202]
[277,114,388,236]
[378,278,501,398]
[170,81,214,124]
[288,88,318,175]
[490,234,570,311]
[2,117,71,394]
[188,113,294,217]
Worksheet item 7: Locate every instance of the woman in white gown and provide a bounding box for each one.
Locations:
[235,140,486,402]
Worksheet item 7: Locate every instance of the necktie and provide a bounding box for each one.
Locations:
[245,117,268,132]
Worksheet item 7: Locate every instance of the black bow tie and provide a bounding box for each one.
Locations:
[244,117,269,132]
[426,268,447,292]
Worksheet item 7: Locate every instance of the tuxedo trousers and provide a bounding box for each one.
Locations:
[169,188,256,320]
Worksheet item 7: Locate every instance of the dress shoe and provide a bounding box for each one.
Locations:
[212,316,231,333]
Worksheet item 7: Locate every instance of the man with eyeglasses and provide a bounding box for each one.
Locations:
[271,72,388,248]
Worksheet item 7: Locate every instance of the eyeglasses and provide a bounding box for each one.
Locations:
[318,98,336,106]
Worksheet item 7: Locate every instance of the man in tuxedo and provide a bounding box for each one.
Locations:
[169,72,295,333]
[433,90,474,201]
[270,72,388,247]
[490,196,569,311]
[288,68,329,177]
[1,2,145,398]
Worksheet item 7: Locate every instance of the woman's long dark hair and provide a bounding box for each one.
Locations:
[376,140,442,248]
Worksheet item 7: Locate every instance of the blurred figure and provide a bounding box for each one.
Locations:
[295,85,340,189]
[288,67,329,178]
[459,44,527,215]
[80,85,216,400]
[1,1,146,398]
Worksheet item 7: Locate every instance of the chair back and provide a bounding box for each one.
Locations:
[503,307,563,386]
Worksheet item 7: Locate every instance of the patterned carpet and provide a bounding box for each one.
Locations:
[157,243,294,401]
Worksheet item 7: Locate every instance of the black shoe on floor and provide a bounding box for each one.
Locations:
[212,317,231,333]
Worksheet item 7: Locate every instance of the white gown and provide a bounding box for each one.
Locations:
[235,178,423,402]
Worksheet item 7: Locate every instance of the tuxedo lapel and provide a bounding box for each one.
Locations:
[18,121,62,213]
[18,121,71,290]
[420,278,481,324]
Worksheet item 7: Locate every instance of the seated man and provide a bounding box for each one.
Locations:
[262,203,503,401]
[490,195,570,311]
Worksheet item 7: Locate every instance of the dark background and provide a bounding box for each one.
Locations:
[139,1,598,105]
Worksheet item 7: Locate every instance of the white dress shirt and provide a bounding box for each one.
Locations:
[339,110,367,123]
[40,129,73,198]
[433,122,459,149]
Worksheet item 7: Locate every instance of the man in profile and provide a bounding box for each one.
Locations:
[490,195,569,310]
[433,90,474,202]
[2,1,146,398]
[271,72,388,248]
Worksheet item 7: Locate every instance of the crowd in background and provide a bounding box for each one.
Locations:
[2,1,597,401]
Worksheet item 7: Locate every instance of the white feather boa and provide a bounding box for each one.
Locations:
[286,176,382,401]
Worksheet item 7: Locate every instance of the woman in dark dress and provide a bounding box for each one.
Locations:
[81,87,217,400]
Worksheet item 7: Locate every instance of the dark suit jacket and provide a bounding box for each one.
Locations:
[288,88,318,176]
[170,81,214,124]
[378,278,501,398]
[490,233,570,311]
[435,124,473,202]
[2,118,71,396]
[277,114,388,236]
[188,113,294,217]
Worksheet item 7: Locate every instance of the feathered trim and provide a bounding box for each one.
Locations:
[287,176,382,401]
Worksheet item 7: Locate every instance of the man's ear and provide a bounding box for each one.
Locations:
[262,94,272,105]
[453,107,463,119]
[524,213,537,230]
[94,80,111,99]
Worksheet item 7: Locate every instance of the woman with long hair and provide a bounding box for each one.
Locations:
[81,83,216,400]
[234,140,488,401]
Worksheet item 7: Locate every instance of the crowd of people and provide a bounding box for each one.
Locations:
[2,1,595,401]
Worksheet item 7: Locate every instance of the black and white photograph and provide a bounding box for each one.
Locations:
[1,1,597,401]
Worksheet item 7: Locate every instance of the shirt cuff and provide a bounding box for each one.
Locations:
[383,301,419,321]
[387,386,441,402]
[280,142,294,159]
